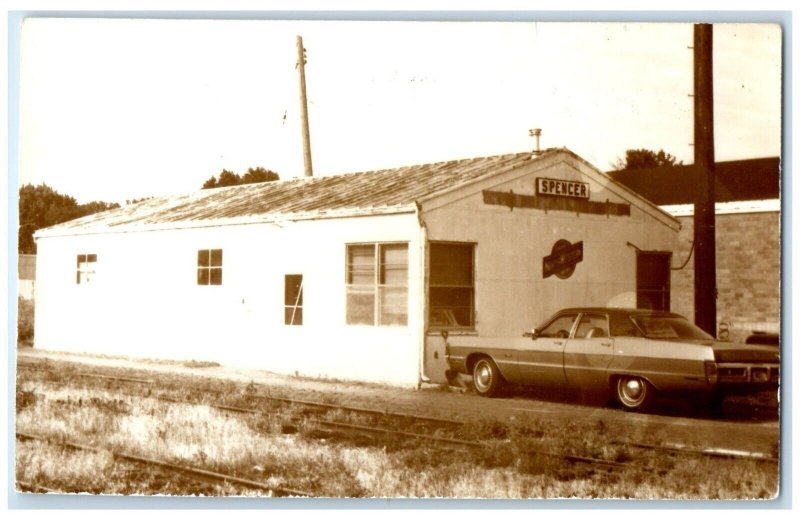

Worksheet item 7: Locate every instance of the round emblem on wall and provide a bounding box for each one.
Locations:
[542,239,584,280]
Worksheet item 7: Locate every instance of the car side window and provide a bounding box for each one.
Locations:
[610,318,642,337]
[575,314,609,339]
[539,314,578,338]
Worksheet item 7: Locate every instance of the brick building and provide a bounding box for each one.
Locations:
[608,157,781,342]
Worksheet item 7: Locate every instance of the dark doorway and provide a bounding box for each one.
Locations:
[636,252,671,311]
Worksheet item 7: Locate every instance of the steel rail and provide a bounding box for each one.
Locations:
[74,372,154,385]
[624,441,778,463]
[17,362,154,385]
[313,419,481,447]
[18,366,473,452]
[16,431,312,497]
[17,361,776,465]
[248,393,462,427]
[103,387,474,449]
[101,387,654,468]
[25,381,657,473]
[18,374,648,471]
[16,480,60,493]
[17,362,461,427]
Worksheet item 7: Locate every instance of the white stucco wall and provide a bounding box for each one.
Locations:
[34,213,424,387]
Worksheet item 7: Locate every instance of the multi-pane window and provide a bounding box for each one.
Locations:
[76,254,97,284]
[346,243,408,326]
[284,274,304,325]
[197,249,223,285]
[429,243,474,329]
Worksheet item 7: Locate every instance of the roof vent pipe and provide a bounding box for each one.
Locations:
[529,128,542,157]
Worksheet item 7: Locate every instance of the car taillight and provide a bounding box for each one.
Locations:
[705,361,718,384]
[751,367,769,383]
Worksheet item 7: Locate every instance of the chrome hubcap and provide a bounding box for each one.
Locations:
[619,377,646,406]
[475,363,491,389]
[624,379,643,399]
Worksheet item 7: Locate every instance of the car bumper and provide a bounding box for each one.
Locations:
[715,363,780,394]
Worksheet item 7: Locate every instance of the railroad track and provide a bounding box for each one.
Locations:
[18,365,477,449]
[17,361,458,428]
[16,431,312,497]
[17,361,779,468]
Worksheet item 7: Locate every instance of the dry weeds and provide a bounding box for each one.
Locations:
[15,369,779,499]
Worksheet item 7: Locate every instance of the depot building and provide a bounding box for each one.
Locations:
[33,148,680,387]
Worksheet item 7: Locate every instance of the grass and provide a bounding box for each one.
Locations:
[17,297,34,345]
[182,360,221,369]
[15,364,780,499]
[16,439,249,496]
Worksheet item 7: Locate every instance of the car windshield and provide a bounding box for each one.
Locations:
[631,315,714,340]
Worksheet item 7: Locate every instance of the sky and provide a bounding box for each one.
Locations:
[16,18,783,205]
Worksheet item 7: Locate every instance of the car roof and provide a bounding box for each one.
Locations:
[556,307,685,319]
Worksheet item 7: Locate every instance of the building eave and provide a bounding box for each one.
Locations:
[660,198,781,217]
[34,204,417,239]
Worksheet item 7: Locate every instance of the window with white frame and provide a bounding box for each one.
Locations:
[197,249,223,285]
[346,243,408,326]
[284,274,304,325]
[76,254,97,284]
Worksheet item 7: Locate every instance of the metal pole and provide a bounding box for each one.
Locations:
[296,36,313,177]
[693,24,717,336]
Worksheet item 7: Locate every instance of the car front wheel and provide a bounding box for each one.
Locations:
[615,376,653,412]
[472,357,502,397]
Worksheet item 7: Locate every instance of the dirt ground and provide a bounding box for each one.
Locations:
[16,346,781,457]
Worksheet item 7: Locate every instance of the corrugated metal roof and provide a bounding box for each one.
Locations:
[37,150,546,236]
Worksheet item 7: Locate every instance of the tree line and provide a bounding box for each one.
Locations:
[611,148,683,171]
[202,167,280,189]
[18,184,121,254]
[18,166,281,254]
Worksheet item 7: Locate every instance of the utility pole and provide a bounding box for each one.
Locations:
[296,35,313,177]
[693,23,717,336]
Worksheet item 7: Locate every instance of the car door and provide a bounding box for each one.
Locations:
[563,312,614,389]
[517,312,577,386]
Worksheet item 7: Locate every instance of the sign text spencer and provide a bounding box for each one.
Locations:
[536,177,590,199]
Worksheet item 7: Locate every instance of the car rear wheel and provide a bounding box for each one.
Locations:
[472,357,502,397]
[615,376,653,412]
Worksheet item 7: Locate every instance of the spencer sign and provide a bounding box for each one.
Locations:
[536,177,590,199]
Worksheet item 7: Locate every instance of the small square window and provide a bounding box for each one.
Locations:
[197,249,223,285]
[76,253,97,284]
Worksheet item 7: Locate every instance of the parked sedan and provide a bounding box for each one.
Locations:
[444,307,779,412]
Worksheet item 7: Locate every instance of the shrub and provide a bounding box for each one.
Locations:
[17,297,34,345]
[16,389,37,413]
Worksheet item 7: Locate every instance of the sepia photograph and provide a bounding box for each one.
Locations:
[10,12,784,503]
